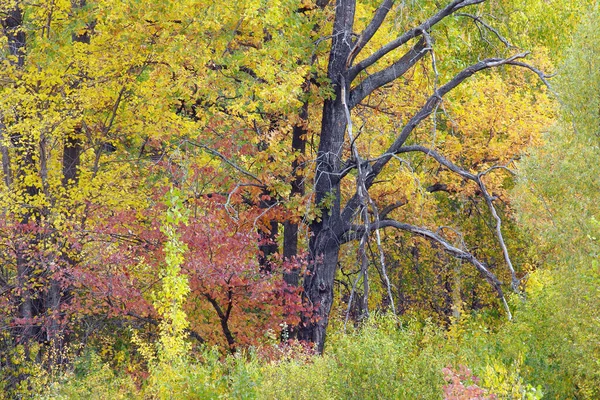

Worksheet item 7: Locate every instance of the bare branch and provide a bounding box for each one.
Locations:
[342,74,371,320]
[349,38,428,108]
[396,145,476,180]
[394,145,519,290]
[366,53,527,188]
[346,0,394,68]
[477,173,519,290]
[344,219,512,320]
[506,60,560,99]
[342,75,395,317]
[185,140,264,185]
[455,13,512,48]
[340,52,528,224]
[348,0,486,80]
[225,182,265,219]
[379,198,408,219]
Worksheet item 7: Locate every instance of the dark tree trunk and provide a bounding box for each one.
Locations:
[298,0,355,352]
[296,0,514,352]
[283,100,308,287]
[2,3,40,344]
[47,1,89,345]
[258,194,279,272]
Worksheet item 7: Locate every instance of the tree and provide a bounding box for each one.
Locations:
[514,3,600,263]
[0,0,567,363]
[0,0,311,365]
[297,0,554,351]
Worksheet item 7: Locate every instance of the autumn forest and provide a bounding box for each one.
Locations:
[1,0,599,398]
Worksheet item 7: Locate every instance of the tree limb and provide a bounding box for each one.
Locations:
[394,145,519,290]
[455,13,512,48]
[343,219,512,319]
[185,140,264,185]
[349,38,428,109]
[347,0,486,80]
[340,52,528,225]
[346,0,394,68]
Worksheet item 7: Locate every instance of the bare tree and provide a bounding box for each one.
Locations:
[298,0,543,352]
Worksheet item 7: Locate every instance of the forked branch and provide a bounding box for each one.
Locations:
[343,219,512,320]
[340,52,529,224]
[346,0,394,68]
[394,145,519,290]
[349,38,428,109]
[347,0,486,80]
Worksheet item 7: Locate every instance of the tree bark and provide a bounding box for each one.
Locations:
[298,0,355,352]
[2,1,40,344]
[283,100,308,287]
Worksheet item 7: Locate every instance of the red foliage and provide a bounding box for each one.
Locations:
[442,365,497,400]
[0,179,305,354]
[179,196,305,350]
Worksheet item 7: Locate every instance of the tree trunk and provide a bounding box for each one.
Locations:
[2,4,40,344]
[47,1,89,345]
[283,100,308,286]
[298,0,355,352]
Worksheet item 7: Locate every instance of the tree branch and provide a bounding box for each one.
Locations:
[394,145,519,290]
[396,145,476,180]
[347,0,486,80]
[346,0,394,68]
[341,75,396,318]
[455,13,512,48]
[340,52,528,225]
[185,140,264,185]
[349,38,428,108]
[379,198,408,219]
[343,219,512,319]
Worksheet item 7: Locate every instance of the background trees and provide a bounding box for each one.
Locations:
[0,0,598,396]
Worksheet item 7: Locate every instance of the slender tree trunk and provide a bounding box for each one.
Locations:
[281,0,330,286]
[258,195,279,272]
[2,3,40,344]
[0,119,12,187]
[283,100,308,286]
[47,1,89,345]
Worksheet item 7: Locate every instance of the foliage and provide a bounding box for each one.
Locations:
[442,365,496,400]
[41,351,140,400]
[513,2,600,264]
[0,0,599,398]
[153,188,191,362]
[179,197,305,351]
[43,273,600,400]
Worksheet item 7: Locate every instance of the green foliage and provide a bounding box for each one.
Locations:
[43,351,140,400]
[257,316,445,399]
[142,349,226,399]
[513,3,600,262]
[43,278,600,399]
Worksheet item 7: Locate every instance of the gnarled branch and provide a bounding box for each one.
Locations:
[340,52,529,225]
[347,0,486,80]
[393,145,519,290]
[343,219,512,319]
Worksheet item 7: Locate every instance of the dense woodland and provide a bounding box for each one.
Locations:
[0,0,599,398]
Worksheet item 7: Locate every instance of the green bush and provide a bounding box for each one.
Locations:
[43,351,139,400]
